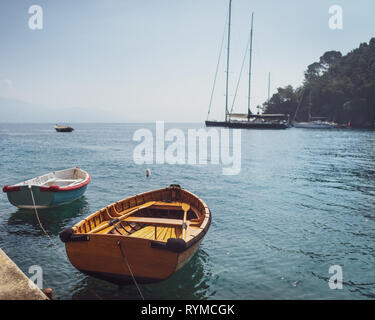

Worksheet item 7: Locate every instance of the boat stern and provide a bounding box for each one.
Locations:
[3,185,54,209]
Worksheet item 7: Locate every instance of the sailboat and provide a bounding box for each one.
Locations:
[205,1,290,129]
[292,91,336,129]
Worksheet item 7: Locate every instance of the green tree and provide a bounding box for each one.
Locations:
[263,38,375,127]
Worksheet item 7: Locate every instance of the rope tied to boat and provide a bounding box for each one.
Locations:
[28,185,66,256]
[28,185,104,300]
[117,241,145,300]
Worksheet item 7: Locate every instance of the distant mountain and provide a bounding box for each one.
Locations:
[0,97,132,123]
[0,97,48,122]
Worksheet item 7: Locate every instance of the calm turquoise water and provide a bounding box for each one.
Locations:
[0,123,374,300]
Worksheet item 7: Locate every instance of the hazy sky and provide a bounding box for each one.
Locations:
[0,0,374,122]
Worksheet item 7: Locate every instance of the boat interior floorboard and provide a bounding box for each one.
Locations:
[129,225,181,241]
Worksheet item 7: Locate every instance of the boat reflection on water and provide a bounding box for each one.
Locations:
[7,197,90,236]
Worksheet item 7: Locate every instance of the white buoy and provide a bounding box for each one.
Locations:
[146,169,151,177]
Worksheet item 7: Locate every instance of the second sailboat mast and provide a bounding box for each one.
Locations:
[225,0,232,122]
[248,12,254,119]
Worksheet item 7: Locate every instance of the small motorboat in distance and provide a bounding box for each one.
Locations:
[3,167,90,209]
[59,185,211,285]
[55,125,74,132]
[293,120,336,129]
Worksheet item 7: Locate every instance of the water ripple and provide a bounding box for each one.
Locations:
[0,124,374,299]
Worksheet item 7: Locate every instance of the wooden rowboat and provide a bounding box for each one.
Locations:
[3,167,90,209]
[59,185,211,285]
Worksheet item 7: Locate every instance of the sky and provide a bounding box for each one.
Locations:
[0,0,374,122]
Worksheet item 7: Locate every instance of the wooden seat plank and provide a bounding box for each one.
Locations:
[115,201,186,216]
[125,217,187,226]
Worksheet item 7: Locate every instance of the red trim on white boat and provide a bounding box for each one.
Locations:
[2,185,20,193]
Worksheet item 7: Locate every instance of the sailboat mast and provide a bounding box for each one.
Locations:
[225,0,232,122]
[268,72,271,106]
[247,12,254,120]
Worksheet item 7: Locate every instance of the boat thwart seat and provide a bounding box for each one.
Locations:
[124,217,188,227]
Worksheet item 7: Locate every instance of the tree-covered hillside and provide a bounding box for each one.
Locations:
[264,38,375,127]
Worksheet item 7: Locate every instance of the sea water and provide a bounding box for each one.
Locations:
[0,123,374,299]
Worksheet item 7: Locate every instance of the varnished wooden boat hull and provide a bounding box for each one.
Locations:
[60,185,211,285]
[66,236,203,284]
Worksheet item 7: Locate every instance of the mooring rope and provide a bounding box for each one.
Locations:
[29,185,103,300]
[29,186,66,256]
[117,241,145,300]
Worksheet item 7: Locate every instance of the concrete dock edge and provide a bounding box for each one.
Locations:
[0,248,48,300]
